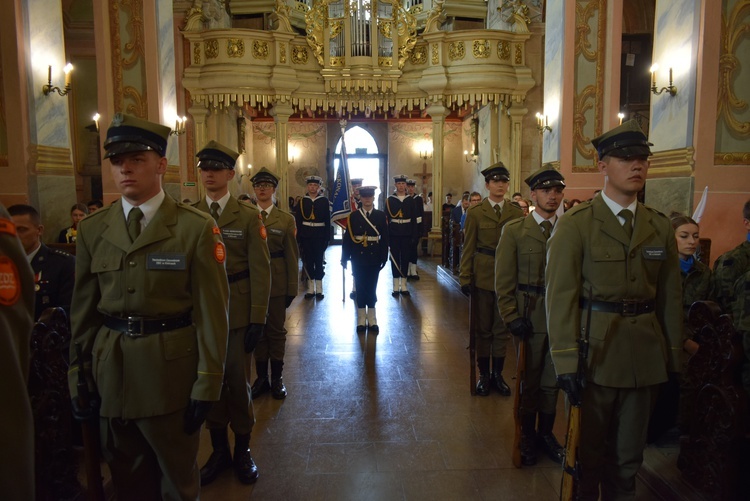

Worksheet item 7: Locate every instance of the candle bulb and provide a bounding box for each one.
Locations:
[47,65,52,85]
[92,113,100,132]
[544,115,548,127]
[650,64,658,88]
[63,63,73,87]
[669,67,673,85]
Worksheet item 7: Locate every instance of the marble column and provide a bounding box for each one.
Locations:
[270,103,293,211]
[189,105,209,202]
[427,104,447,235]
[507,106,527,196]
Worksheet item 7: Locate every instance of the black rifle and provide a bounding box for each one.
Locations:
[75,342,105,501]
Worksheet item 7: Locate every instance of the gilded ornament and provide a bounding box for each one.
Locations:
[253,40,269,59]
[717,0,750,136]
[280,43,287,63]
[432,44,439,64]
[714,152,750,165]
[498,41,510,60]
[228,39,245,58]
[379,57,393,67]
[330,20,343,38]
[379,21,392,39]
[410,4,423,14]
[514,43,523,64]
[395,4,417,69]
[205,39,219,59]
[330,56,345,67]
[410,46,427,65]
[304,0,326,65]
[292,45,309,64]
[473,40,490,59]
[449,42,465,61]
[193,42,201,64]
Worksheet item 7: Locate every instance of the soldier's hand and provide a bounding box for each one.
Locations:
[557,373,582,407]
[244,323,264,353]
[508,318,533,338]
[460,284,471,297]
[183,399,212,434]
[71,394,100,422]
[285,295,295,308]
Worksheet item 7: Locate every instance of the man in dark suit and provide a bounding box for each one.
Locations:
[8,204,75,321]
[68,113,230,500]
[546,120,682,499]
[193,141,271,486]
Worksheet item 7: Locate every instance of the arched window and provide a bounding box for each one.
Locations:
[334,126,382,203]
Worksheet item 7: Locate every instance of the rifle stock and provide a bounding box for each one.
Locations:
[560,405,581,500]
[469,284,477,395]
[511,335,526,468]
[75,342,105,501]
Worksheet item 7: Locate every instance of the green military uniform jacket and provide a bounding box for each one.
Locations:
[545,196,683,387]
[194,196,271,326]
[713,240,750,313]
[261,206,299,298]
[68,196,230,419]
[0,205,35,501]
[495,214,550,332]
[460,198,524,291]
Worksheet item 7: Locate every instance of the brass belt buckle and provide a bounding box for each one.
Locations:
[126,316,145,337]
[621,300,638,317]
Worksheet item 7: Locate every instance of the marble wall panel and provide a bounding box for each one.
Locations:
[543,0,564,163]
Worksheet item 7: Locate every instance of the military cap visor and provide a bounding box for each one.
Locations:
[592,120,653,159]
[350,178,363,186]
[359,186,377,197]
[406,179,416,186]
[196,141,238,170]
[306,176,322,184]
[481,162,510,182]
[393,174,408,183]
[525,165,566,190]
[251,169,279,186]
[103,114,171,159]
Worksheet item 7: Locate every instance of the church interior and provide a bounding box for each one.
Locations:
[2,0,749,499]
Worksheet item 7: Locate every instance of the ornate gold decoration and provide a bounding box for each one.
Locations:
[379,20,392,39]
[514,43,523,64]
[449,42,465,61]
[292,45,309,64]
[110,0,147,116]
[304,0,326,65]
[193,42,201,64]
[715,152,750,165]
[432,44,439,64]
[379,57,393,67]
[228,39,245,58]
[205,39,219,59]
[253,40,269,59]
[280,43,287,63]
[410,4,423,14]
[330,56,345,67]
[29,144,74,175]
[575,1,600,61]
[424,0,446,33]
[473,40,490,59]
[717,0,750,136]
[396,3,418,69]
[410,45,427,65]
[330,19,344,38]
[648,147,695,177]
[498,40,510,60]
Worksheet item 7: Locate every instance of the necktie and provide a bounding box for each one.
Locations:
[494,204,502,218]
[210,202,220,221]
[365,211,370,219]
[127,207,143,243]
[261,209,268,221]
[619,209,633,239]
[540,220,553,241]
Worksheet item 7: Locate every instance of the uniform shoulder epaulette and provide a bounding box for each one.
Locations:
[51,248,73,258]
[644,204,669,219]
[178,202,215,222]
[566,200,593,216]
[85,204,112,220]
[238,200,260,213]
[466,203,482,213]
[504,217,523,230]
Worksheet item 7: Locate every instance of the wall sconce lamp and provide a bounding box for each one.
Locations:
[288,154,296,165]
[463,150,478,163]
[419,149,432,160]
[535,112,552,134]
[617,112,625,125]
[92,113,101,132]
[171,116,187,136]
[43,63,73,96]
[650,64,677,96]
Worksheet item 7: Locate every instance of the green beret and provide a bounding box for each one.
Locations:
[104,113,171,159]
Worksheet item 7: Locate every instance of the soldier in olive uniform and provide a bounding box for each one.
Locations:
[712,199,750,313]
[68,114,230,500]
[460,163,524,396]
[496,165,565,465]
[407,179,424,280]
[249,167,299,400]
[546,120,683,499]
[0,203,35,501]
[8,204,76,321]
[296,176,330,299]
[341,186,389,332]
[192,141,271,485]
[386,174,416,296]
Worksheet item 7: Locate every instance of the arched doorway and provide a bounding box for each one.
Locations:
[334,126,386,209]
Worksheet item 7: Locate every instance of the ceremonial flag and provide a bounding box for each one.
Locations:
[692,185,708,223]
[330,138,355,228]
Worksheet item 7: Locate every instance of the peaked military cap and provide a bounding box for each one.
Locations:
[481,162,510,182]
[525,164,566,190]
[251,167,279,186]
[306,175,323,185]
[406,179,417,186]
[103,113,171,159]
[196,140,239,170]
[393,174,408,183]
[359,186,377,197]
[591,119,653,159]
[350,178,363,186]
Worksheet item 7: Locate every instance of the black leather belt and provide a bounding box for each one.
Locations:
[227,269,250,283]
[517,283,545,296]
[269,251,285,259]
[104,313,192,337]
[476,247,495,257]
[580,298,655,317]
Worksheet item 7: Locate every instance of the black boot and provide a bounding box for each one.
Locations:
[520,413,538,466]
[537,412,565,464]
[200,428,233,486]
[251,360,270,399]
[233,434,259,484]
[270,360,287,399]
[491,357,511,396]
[475,357,491,396]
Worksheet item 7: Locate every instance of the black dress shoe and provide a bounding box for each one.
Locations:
[520,433,538,466]
[200,449,232,486]
[491,372,511,396]
[349,291,356,299]
[391,291,399,297]
[304,292,315,299]
[356,324,366,333]
[538,433,565,464]
[400,290,411,297]
[233,447,259,484]
[251,376,270,399]
[271,378,287,399]
[475,374,490,396]
[411,275,420,281]
[315,292,324,299]
[369,324,379,334]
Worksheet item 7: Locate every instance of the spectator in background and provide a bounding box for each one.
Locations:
[424,192,433,212]
[515,198,530,216]
[442,193,455,215]
[512,192,524,203]
[57,203,88,243]
[87,199,104,213]
[451,193,470,225]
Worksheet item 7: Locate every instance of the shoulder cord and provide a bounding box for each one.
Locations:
[385,197,403,218]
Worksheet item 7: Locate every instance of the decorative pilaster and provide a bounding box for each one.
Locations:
[426,103,447,234]
[270,102,293,211]
[507,105,528,196]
